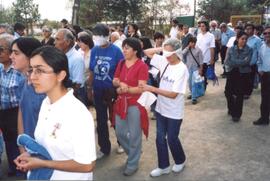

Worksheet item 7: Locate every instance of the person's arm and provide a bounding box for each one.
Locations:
[141,84,178,99]
[17,107,26,153]
[210,47,215,65]
[143,47,163,59]
[15,155,95,173]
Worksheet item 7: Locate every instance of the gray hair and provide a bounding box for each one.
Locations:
[111,31,120,39]
[0,34,15,49]
[163,38,182,51]
[57,28,74,42]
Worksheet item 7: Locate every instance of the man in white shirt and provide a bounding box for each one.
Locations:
[196,20,215,90]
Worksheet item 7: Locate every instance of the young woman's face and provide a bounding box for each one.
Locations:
[10,43,30,73]
[237,34,248,47]
[77,40,89,51]
[122,44,137,60]
[29,55,62,94]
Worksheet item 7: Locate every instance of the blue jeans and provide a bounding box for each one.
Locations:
[93,89,111,155]
[155,112,186,168]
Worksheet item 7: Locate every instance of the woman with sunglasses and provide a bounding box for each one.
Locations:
[14,46,96,180]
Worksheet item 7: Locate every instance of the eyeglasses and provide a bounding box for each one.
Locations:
[263,32,270,35]
[0,46,9,53]
[27,67,54,76]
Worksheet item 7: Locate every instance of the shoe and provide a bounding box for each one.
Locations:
[172,162,185,173]
[253,118,269,126]
[150,167,170,177]
[192,99,197,105]
[232,117,240,122]
[116,145,124,154]
[96,151,105,159]
[187,95,192,99]
[123,167,138,176]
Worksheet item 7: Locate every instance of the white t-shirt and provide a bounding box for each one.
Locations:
[197,32,215,64]
[226,36,236,48]
[169,26,178,39]
[151,54,189,119]
[35,89,96,180]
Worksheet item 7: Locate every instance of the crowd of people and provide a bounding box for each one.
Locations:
[0,16,269,180]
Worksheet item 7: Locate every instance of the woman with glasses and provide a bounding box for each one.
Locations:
[14,46,96,180]
[10,37,44,147]
[224,31,252,122]
[41,26,55,46]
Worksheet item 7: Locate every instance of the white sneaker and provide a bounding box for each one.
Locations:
[150,167,170,177]
[96,151,105,160]
[172,162,185,173]
[116,145,124,154]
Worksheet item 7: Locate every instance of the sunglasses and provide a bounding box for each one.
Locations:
[263,32,270,35]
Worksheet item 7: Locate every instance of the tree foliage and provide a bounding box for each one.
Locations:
[197,0,269,23]
[12,0,40,35]
[0,6,14,24]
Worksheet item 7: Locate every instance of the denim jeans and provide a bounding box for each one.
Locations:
[93,89,111,155]
[155,112,186,169]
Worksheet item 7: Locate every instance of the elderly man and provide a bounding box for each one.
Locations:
[0,34,25,177]
[54,28,86,104]
[110,31,122,50]
[254,26,270,126]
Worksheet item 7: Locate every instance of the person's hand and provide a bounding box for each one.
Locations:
[14,152,31,172]
[15,155,45,171]
[119,82,129,93]
[210,59,215,65]
[199,69,203,76]
[139,84,154,92]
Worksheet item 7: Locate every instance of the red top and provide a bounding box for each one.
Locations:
[113,59,149,137]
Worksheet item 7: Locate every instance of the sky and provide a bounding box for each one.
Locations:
[2,0,72,21]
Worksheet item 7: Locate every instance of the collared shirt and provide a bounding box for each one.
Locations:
[221,29,235,46]
[66,47,85,85]
[257,42,270,72]
[210,28,221,40]
[35,89,96,180]
[197,32,215,64]
[14,32,21,39]
[0,65,25,110]
[247,35,262,65]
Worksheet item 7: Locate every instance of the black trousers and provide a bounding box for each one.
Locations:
[0,107,21,174]
[260,72,270,122]
[202,63,209,91]
[220,45,227,64]
[225,69,248,118]
[244,65,257,96]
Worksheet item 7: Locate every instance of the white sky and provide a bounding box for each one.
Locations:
[2,0,72,21]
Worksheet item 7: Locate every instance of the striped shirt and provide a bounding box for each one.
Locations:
[0,65,25,110]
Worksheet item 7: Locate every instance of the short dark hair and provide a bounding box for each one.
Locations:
[188,37,197,44]
[139,37,153,50]
[61,19,68,24]
[122,37,142,59]
[31,46,71,88]
[11,37,42,58]
[153,32,165,41]
[245,23,255,30]
[14,22,25,31]
[92,23,109,36]
[129,23,139,32]
[78,31,94,49]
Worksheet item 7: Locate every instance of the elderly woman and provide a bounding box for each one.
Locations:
[112,37,148,176]
[143,38,189,177]
[41,26,54,46]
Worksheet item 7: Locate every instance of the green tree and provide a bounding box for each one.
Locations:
[197,0,267,23]
[12,0,40,35]
[0,6,15,24]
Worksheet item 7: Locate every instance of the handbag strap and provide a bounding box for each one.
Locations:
[158,64,169,85]
[189,48,200,68]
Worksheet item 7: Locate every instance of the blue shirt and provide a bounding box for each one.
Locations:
[90,44,124,90]
[221,29,235,46]
[257,42,270,72]
[247,35,262,65]
[66,47,85,85]
[0,65,25,110]
[20,81,46,138]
